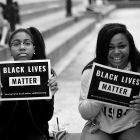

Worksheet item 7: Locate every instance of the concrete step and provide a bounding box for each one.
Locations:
[46,17,97,66]
[20,0,63,11]
[16,5,98,66]
[109,1,140,8]
[2,2,85,62]
[16,3,84,33]
[1,4,116,70]
[19,1,80,22]
[16,2,92,40]
[46,4,116,72]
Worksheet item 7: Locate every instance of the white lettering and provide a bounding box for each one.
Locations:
[96,70,118,81]
[28,65,46,72]
[3,67,25,73]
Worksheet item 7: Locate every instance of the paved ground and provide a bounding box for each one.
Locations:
[49,23,101,133]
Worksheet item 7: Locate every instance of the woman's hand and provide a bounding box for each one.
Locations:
[48,75,58,96]
[130,95,140,113]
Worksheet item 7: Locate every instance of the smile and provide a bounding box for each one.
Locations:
[113,57,121,61]
[18,53,27,56]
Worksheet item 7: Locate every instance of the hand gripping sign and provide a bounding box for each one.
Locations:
[87,63,140,108]
[0,60,51,101]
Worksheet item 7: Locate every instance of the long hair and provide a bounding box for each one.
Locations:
[83,23,140,72]
[27,27,47,60]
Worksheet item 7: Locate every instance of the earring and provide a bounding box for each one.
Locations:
[34,52,35,55]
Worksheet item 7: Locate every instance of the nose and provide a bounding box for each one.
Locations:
[114,48,120,55]
[19,43,26,50]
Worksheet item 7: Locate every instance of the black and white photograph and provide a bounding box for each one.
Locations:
[0,0,140,140]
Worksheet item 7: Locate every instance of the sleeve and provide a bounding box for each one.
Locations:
[79,69,103,120]
[29,68,56,122]
[38,68,56,121]
[39,97,54,121]
[29,97,54,123]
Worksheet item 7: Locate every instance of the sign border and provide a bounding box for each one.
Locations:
[0,59,52,101]
[87,62,140,108]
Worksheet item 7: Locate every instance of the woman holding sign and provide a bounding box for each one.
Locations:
[0,27,58,140]
[79,23,140,140]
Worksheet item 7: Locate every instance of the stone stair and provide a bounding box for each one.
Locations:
[1,0,116,75]
[20,0,81,22]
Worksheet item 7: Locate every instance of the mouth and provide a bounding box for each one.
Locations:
[113,57,121,62]
[18,53,28,57]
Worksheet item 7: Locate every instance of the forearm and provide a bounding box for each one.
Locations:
[79,69,103,120]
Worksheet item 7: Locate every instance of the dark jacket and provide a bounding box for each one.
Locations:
[0,99,54,140]
[0,69,56,140]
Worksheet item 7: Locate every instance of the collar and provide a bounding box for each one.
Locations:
[124,62,131,71]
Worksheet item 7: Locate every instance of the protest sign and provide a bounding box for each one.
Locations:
[0,59,51,101]
[87,63,140,108]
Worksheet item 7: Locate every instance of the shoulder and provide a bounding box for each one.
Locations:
[82,58,96,74]
[137,66,140,72]
[82,68,92,81]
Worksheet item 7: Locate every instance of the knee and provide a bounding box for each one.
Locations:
[80,125,113,140]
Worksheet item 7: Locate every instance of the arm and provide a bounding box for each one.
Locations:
[38,68,58,121]
[48,73,58,96]
[79,69,103,120]
[33,69,58,121]
[29,98,54,122]
[130,94,140,114]
[0,20,10,45]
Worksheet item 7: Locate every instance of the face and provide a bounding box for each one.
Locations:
[10,32,35,61]
[107,33,130,69]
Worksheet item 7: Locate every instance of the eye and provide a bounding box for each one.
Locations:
[24,40,33,46]
[11,41,20,47]
[119,45,126,49]
[109,45,114,50]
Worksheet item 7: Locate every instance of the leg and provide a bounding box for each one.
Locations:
[118,123,140,140]
[80,123,113,140]
[17,132,47,140]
